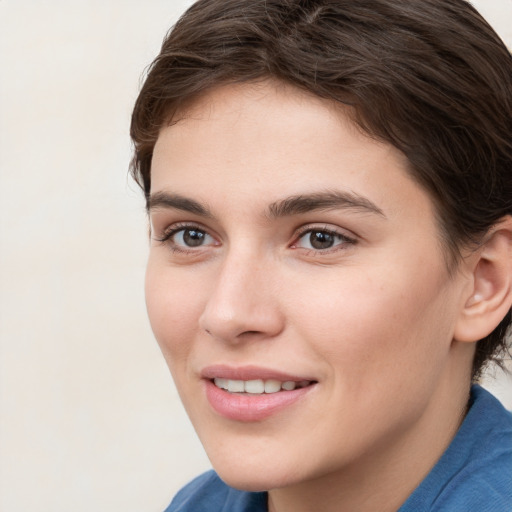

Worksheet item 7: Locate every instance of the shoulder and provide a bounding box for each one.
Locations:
[164,471,227,512]
[400,385,512,512]
[164,470,267,512]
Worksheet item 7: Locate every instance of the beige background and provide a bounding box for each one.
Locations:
[0,1,511,511]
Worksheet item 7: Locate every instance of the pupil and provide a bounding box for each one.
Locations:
[310,231,334,250]
[183,229,205,247]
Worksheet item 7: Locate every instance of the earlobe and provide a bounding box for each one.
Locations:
[454,216,512,343]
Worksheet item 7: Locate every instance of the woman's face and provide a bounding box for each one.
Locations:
[145,82,472,490]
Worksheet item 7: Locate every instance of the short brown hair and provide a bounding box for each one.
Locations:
[130,0,512,377]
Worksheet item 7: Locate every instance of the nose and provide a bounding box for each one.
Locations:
[198,250,284,343]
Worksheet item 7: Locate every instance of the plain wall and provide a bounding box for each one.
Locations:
[0,1,511,510]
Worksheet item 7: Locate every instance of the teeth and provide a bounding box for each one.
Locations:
[245,379,265,394]
[228,380,245,393]
[214,378,228,390]
[264,379,281,393]
[213,378,311,394]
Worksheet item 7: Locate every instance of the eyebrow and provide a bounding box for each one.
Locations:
[266,190,385,219]
[148,191,213,218]
[147,189,385,219]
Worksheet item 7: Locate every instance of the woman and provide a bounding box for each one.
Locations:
[130,1,512,510]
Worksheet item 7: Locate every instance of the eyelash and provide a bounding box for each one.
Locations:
[291,225,357,254]
[155,223,217,253]
[155,223,357,254]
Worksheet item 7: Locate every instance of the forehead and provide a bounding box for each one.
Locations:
[151,81,436,228]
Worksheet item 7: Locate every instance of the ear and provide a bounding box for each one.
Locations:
[454,216,512,343]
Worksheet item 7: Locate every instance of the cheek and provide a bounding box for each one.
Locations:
[144,262,204,366]
[284,266,458,453]
[291,264,455,385]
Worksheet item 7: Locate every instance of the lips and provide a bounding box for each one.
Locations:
[201,365,317,422]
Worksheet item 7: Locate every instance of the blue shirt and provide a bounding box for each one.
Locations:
[165,385,512,511]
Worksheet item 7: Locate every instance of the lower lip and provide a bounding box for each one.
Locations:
[204,380,315,422]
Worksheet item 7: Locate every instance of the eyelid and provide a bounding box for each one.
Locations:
[290,224,358,251]
[153,221,356,255]
[155,222,220,247]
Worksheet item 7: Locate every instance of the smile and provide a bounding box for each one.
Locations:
[213,378,313,394]
[202,367,318,422]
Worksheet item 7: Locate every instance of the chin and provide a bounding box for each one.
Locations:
[207,450,309,492]
[216,469,290,493]
[219,475,272,493]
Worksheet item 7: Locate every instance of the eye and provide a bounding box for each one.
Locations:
[293,227,356,251]
[173,227,214,247]
[157,225,217,250]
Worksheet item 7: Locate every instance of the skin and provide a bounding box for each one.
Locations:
[145,81,479,512]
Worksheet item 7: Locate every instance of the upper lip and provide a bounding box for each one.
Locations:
[201,364,317,382]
